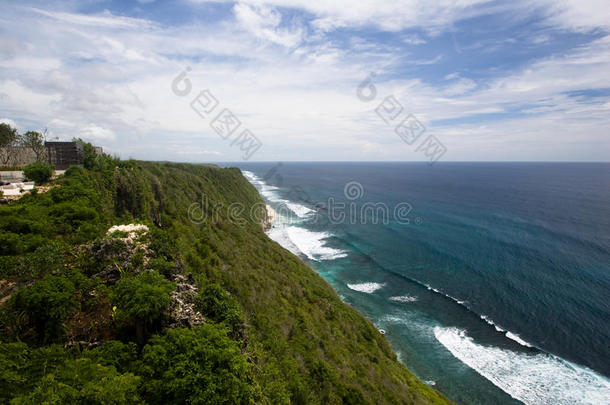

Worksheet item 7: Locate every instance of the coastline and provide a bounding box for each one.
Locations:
[241,165,610,405]
[250,182,449,401]
[263,204,276,231]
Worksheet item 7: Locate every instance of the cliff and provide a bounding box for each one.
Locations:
[0,153,451,404]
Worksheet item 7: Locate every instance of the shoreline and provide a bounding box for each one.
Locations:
[263,203,276,231]
[243,167,610,404]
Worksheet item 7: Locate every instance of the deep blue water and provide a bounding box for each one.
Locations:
[225,162,610,405]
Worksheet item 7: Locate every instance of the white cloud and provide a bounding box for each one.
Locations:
[0,80,61,113]
[0,118,19,130]
[403,34,426,45]
[0,1,609,161]
[31,8,155,30]
[243,0,494,34]
[536,0,610,32]
[233,3,304,47]
[82,124,116,141]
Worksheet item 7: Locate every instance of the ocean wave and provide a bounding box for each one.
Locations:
[241,170,256,181]
[242,170,345,262]
[268,226,346,261]
[347,282,386,294]
[284,202,314,218]
[242,170,313,220]
[505,331,533,348]
[260,189,283,203]
[420,284,526,341]
[389,295,418,303]
[261,183,279,192]
[476,315,505,333]
[284,227,347,261]
[434,327,610,405]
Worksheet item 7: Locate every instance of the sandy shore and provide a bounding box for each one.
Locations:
[264,204,277,230]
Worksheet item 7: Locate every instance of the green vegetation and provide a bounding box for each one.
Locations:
[0,144,451,404]
[141,326,256,404]
[10,275,79,343]
[23,161,53,184]
[111,272,174,343]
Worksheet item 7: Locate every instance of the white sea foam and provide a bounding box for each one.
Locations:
[480,315,495,327]
[243,170,344,262]
[242,170,257,181]
[260,189,283,202]
[274,226,347,261]
[382,315,405,323]
[396,350,405,364]
[347,282,386,294]
[242,170,313,220]
[284,202,314,218]
[478,315,508,333]
[505,331,533,348]
[389,295,418,303]
[434,327,610,405]
[243,171,286,206]
[261,184,279,194]
[266,225,300,255]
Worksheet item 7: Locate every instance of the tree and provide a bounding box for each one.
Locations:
[110,271,174,343]
[22,130,47,162]
[11,357,141,404]
[195,283,246,340]
[0,122,19,166]
[141,326,258,404]
[10,275,79,343]
[23,161,53,184]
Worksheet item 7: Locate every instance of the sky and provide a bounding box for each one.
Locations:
[0,0,609,162]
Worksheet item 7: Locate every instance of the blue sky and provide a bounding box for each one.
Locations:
[0,0,609,161]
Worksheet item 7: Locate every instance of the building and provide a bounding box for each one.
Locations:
[44,141,84,169]
[0,147,37,167]
[0,140,103,169]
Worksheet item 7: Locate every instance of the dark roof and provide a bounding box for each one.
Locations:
[44,141,82,146]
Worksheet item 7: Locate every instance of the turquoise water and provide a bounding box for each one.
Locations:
[229,162,610,405]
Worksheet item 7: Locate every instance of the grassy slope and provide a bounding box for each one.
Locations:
[0,160,451,404]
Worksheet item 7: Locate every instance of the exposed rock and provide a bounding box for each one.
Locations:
[166,273,205,329]
[106,224,149,242]
[89,225,153,284]
[64,340,103,349]
[0,279,18,306]
[262,204,275,231]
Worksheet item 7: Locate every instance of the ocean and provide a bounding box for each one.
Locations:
[225,162,610,405]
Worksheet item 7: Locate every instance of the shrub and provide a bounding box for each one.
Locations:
[49,202,98,234]
[110,272,174,343]
[195,283,246,340]
[83,341,139,372]
[147,257,176,278]
[23,161,53,184]
[10,275,78,343]
[0,232,22,255]
[149,227,177,261]
[20,243,65,278]
[10,357,141,404]
[141,326,258,404]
